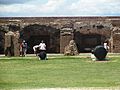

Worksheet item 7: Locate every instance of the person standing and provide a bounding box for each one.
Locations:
[39,40,46,52]
[20,42,23,56]
[104,42,109,51]
[21,40,27,57]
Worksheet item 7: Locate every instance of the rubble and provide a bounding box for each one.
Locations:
[64,40,78,55]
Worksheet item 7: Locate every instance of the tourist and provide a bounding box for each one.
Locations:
[33,45,39,56]
[104,42,109,51]
[39,40,46,52]
[21,40,27,57]
[20,42,23,56]
[38,40,47,60]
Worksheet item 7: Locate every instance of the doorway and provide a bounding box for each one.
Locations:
[20,24,60,54]
[74,32,102,52]
[27,35,50,54]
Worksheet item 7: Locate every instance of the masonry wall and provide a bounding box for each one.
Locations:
[112,33,120,53]
[60,28,74,53]
[1,17,120,54]
[0,31,5,54]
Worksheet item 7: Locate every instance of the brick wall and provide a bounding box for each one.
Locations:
[1,17,120,54]
[60,28,74,53]
[112,33,120,53]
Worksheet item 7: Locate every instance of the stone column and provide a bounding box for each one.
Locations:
[111,27,120,53]
[60,28,74,53]
[112,33,120,53]
[5,31,14,56]
[13,31,20,56]
[4,31,20,56]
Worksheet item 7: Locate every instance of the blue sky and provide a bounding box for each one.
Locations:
[0,0,120,17]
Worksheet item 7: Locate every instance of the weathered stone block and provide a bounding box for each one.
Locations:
[64,40,78,55]
[4,31,20,56]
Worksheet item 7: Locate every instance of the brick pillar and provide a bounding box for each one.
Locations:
[60,28,74,53]
[5,31,14,56]
[13,31,20,56]
[112,33,120,53]
[111,27,120,53]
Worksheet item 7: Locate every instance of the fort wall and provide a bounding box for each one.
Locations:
[0,17,120,56]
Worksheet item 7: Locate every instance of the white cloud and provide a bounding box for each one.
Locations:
[37,0,65,13]
[0,0,33,5]
[0,0,65,14]
[0,4,34,13]
[0,0,120,16]
[69,0,120,15]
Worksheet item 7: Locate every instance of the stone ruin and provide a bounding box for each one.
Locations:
[110,27,120,53]
[64,40,78,55]
[0,17,120,56]
[4,31,20,56]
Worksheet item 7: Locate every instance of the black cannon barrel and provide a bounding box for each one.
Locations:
[38,51,46,60]
[92,45,108,60]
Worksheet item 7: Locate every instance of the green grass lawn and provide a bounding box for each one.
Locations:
[0,54,120,89]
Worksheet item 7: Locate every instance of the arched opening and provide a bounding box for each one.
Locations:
[0,32,5,54]
[74,31,105,53]
[20,24,60,54]
[0,26,6,54]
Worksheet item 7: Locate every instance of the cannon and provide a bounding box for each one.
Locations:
[38,51,47,60]
[92,45,108,60]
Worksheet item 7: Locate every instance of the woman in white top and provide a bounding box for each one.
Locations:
[39,40,46,51]
[38,40,47,60]
[104,42,109,51]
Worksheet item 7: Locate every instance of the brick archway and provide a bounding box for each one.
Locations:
[0,30,5,54]
[74,31,106,53]
[20,24,60,54]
